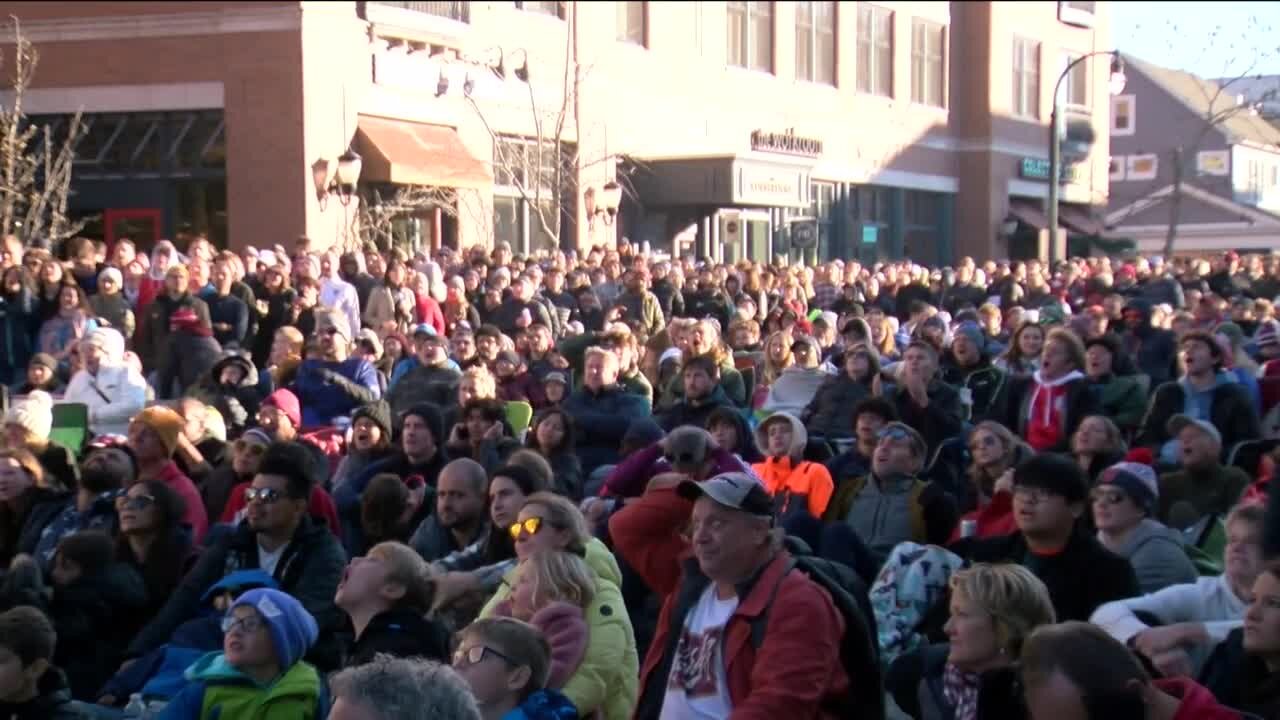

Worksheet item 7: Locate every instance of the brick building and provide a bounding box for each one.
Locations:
[0,1,1114,263]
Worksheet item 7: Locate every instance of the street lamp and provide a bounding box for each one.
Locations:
[1047,52,1126,261]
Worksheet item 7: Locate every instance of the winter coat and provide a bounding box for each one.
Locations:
[657,384,736,432]
[338,450,448,554]
[658,356,746,409]
[1088,373,1149,433]
[291,357,382,427]
[341,607,450,667]
[1157,464,1251,525]
[762,366,831,418]
[51,561,150,699]
[600,442,750,499]
[138,293,212,376]
[480,539,639,720]
[500,689,579,720]
[151,460,208,544]
[127,517,346,660]
[1137,377,1260,458]
[0,667,82,720]
[940,358,1008,424]
[546,450,585,501]
[189,355,262,436]
[1121,299,1179,388]
[408,512,485,564]
[614,289,666,338]
[610,486,850,720]
[998,372,1097,454]
[158,652,324,720]
[1102,518,1198,594]
[0,287,39,388]
[88,292,135,340]
[562,384,652,474]
[159,331,222,400]
[387,363,460,419]
[891,378,966,456]
[205,293,249,349]
[252,288,296,367]
[887,643,1027,720]
[752,412,835,520]
[824,472,959,558]
[1201,629,1280,720]
[363,284,416,332]
[62,365,148,439]
[491,600,588,690]
[38,310,96,364]
[803,373,873,439]
[951,527,1140,622]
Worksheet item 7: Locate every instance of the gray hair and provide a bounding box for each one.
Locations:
[329,655,481,720]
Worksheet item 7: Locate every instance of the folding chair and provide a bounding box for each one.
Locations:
[50,402,90,459]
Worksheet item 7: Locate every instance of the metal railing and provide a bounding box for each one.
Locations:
[368,1,469,23]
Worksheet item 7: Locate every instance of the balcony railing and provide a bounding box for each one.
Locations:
[368,1,469,23]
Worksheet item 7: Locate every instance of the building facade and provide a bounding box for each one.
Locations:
[1106,57,1280,255]
[1,0,1113,263]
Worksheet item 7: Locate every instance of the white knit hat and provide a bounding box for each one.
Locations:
[5,391,53,439]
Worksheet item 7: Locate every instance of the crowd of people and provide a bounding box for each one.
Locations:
[0,229,1277,719]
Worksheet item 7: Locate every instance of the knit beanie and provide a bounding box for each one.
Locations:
[952,321,986,353]
[130,406,184,457]
[1257,320,1280,351]
[4,391,53,439]
[98,266,123,290]
[262,389,302,429]
[401,403,444,444]
[1097,461,1160,515]
[28,353,57,374]
[352,400,392,439]
[230,588,318,670]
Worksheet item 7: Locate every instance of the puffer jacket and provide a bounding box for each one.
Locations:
[761,365,832,419]
[562,384,652,474]
[1121,299,1178,388]
[939,356,1007,424]
[1088,373,1148,433]
[803,373,873,440]
[158,653,324,720]
[60,327,147,437]
[752,412,835,520]
[480,538,639,720]
[0,667,82,720]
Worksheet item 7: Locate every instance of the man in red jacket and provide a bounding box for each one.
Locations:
[1020,620,1244,720]
[609,471,848,719]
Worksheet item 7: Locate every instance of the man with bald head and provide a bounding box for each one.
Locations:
[409,458,489,562]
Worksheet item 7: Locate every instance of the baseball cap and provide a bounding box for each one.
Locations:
[412,323,437,339]
[1166,414,1222,446]
[677,472,774,518]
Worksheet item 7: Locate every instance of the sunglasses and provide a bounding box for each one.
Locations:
[245,487,284,504]
[115,494,155,511]
[453,644,519,668]
[878,427,912,443]
[508,516,546,541]
[221,614,266,636]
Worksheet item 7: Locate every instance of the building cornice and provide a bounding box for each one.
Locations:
[0,5,302,44]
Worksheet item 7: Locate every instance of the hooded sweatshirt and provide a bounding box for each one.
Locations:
[1103,518,1199,595]
[1025,369,1085,451]
[752,412,835,519]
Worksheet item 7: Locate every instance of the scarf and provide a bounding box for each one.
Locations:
[942,662,981,720]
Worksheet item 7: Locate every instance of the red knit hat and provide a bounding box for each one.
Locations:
[263,389,301,429]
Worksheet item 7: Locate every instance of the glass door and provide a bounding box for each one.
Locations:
[103,208,162,255]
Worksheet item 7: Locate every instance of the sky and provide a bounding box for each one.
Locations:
[1110,1,1280,78]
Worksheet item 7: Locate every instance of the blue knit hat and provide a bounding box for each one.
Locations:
[230,588,318,669]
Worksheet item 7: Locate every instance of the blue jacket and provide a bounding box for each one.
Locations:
[502,689,578,720]
[561,385,651,474]
[291,358,382,427]
[158,653,326,720]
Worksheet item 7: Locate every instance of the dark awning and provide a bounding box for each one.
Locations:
[1058,203,1106,236]
[1008,199,1051,230]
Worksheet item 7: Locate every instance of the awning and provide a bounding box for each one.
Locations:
[1058,204,1106,236]
[1008,199,1051,230]
[355,115,490,189]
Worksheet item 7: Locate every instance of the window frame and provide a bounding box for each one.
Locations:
[513,1,563,19]
[616,1,647,46]
[727,0,775,73]
[1012,36,1041,120]
[794,1,836,86]
[1111,94,1135,136]
[856,4,894,97]
[1058,1,1097,28]
[910,18,946,108]
[1060,52,1089,109]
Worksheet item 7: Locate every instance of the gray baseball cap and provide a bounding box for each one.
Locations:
[677,472,774,518]
[1166,414,1222,447]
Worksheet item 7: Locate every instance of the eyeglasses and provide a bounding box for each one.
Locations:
[115,494,155,511]
[1012,486,1052,504]
[508,516,545,541]
[245,487,284,505]
[234,441,267,456]
[878,426,913,443]
[221,613,266,636]
[453,644,520,669]
[1091,489,1128,506]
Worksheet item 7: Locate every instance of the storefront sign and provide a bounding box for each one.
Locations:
[1018,157,1077,182]
[1196,150,1229,176]
[734,164,808,207]
[751,128,823,158]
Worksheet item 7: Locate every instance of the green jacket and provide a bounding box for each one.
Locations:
[1090,375,1148,432]
[658,356,746,410]
[161,652,323,720]
[481,538,639,720]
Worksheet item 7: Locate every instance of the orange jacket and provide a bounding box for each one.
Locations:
[752,456,834,519]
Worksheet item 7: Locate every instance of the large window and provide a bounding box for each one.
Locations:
[1111,94,1135,135]
[31,110,226,177]
[795,1,835,85]
[368,1,469,22]
[856,4,893,96]
[617,1,646,45]
[493,135,574,254]
[1012,37,1040,119]
[727,1,774,72]
[514,1,561,18]
[911,19,945,107]
[1060,53,1088,108]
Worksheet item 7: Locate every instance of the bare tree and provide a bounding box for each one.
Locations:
[0,18,88,249]
[346,185,462,253]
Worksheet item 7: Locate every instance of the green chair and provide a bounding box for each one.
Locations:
[50,402,90,459]
[505,400,534,438]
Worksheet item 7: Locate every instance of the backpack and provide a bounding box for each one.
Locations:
[749,538,885,720]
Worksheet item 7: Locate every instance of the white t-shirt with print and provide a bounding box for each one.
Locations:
[660,584,739,720]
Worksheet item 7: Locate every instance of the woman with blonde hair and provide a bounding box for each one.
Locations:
[950,421,1029,541]
[888,563,1056,720]
[491,550,595,690]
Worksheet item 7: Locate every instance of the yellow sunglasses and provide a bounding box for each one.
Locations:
[508,516,545,541]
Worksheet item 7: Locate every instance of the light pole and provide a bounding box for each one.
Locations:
[1047,51,1126,261]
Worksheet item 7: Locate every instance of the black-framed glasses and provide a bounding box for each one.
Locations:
[245,487,284,505]
[453,644,519,668]
[115,494,155,512]
[221,613,266,636]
